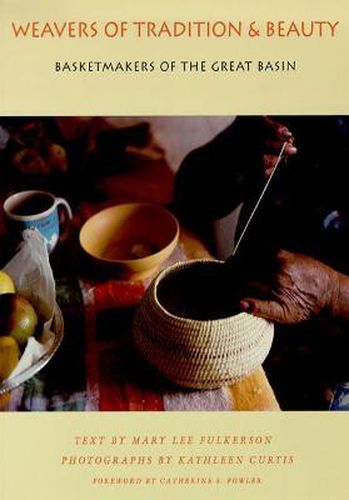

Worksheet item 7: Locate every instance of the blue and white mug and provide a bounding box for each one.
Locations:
[3,190,72,252]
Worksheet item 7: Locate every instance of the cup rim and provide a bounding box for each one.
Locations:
[3,190,56,222]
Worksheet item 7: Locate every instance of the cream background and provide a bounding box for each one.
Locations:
[1,0,349,115]
[1,412,349,500]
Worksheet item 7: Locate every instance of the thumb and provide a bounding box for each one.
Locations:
[240,298,286,323]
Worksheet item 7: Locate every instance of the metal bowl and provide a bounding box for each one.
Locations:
[0,305,64,395]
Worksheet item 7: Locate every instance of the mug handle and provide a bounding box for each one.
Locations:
[55,197,73,240]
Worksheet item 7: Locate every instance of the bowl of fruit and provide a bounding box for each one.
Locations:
[0,233,64,395]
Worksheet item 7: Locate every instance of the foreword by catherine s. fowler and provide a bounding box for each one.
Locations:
[10,19,339,39]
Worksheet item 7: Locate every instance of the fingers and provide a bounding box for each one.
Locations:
[240,298,288,323]
[263,117,293,141]
[262,117,297,158]
[284,142,298,155]
[277,125,293,140]
[262,139,297,178]
[264,139,297,155]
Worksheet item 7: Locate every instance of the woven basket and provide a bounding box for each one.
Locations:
[133,260,274,389]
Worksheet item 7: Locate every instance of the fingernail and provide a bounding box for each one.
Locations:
[240,300,251,312]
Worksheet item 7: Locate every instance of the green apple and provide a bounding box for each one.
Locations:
[0,294,38,347]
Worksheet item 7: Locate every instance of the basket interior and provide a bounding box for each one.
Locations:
[157,261,242,321]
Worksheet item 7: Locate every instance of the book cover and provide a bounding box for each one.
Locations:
[0,1,349,499]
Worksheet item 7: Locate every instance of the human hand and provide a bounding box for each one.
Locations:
[261,117,297,178]
[240,249,339,324]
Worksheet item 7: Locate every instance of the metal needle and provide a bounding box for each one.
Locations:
[231,141,287,258]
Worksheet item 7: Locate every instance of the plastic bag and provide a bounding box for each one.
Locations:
[2,229,57,380]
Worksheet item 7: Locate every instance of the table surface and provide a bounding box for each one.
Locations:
[0,147,279,411]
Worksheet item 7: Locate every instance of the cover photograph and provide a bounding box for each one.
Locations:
[0,115,348,413]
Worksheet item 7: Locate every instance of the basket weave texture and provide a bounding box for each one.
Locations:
[133,260,274,389]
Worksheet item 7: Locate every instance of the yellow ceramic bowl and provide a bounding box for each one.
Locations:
[79,203,180,280]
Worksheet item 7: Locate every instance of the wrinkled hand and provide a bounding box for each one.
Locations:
[240,249,339,324]
[261,117,297,178]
